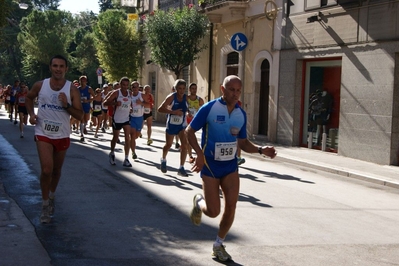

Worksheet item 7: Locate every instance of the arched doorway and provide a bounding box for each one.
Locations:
[259,59,270,135]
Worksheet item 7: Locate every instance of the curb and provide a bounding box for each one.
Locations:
[148,122,399,189]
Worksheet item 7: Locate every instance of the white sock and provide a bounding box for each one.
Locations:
[214,236,224,247]
[196,196,205,209]
[125,155,128,160]
[49,191,55,199]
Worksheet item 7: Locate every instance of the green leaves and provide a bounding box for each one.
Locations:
[144,7,209,78]
[93,9,141,82]
[17,10,75,79]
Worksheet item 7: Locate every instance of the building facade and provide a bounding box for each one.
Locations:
[138,0,399,166]
[279,0,399,165]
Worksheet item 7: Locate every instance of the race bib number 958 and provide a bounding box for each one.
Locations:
[214,142,237,161]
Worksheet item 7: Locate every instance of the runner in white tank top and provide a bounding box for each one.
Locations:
[25,55,83,224]
[113,89,132,123]
[103,77,133,167]
[35,78,72,139]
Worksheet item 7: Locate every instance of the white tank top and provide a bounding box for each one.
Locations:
[35,78,71,139]
[113,89,132,123]
[130,92,144,117]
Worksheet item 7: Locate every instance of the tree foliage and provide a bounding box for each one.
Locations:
[17,10,76,81]
[0,0,34,84]
[93,9,141,82]
[0,1,106,86]
[0,0,11,28]
[144,7,209,78]
[99,0,114,12]
[69,12,99,85]
[31,0,60,11]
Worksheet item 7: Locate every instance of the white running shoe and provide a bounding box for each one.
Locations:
[123,159,132,167]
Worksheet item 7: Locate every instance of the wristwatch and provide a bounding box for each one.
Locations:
[64,103,71,110]
[258,146,263,155]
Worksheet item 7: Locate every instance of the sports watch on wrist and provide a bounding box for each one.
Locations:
[64,103,71,110]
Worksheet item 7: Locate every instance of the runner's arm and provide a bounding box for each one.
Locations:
[67,85,84,121]
[185,125,204,172]
[158,94,180,114]
[103,91,118,106]
[237,138,277,159]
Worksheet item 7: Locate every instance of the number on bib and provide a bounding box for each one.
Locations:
[170,114,183,125]
[42,120,62,137]
[214,142,237,161]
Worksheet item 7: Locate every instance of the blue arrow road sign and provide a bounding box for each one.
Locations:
[230,33,248,52]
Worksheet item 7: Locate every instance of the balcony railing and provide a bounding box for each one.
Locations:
[198,0,247,8]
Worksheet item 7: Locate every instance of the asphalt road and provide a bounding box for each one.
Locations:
[1,109,399,266]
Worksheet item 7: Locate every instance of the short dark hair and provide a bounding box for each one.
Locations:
[50,55,68,67]
[189,83,197,89]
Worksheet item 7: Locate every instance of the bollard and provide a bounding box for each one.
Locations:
[329,128,337,149]
[308,132,313,148]
[322,133,327,151]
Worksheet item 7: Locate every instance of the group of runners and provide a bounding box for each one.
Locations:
[13,54,277,262]
[0,80,30,138]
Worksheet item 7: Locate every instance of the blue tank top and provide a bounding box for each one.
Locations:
[79,85,91,108]
[166,93,188,128]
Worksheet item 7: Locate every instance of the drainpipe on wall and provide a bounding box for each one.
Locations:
[207,23,213,102]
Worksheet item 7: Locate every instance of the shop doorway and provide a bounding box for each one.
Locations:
[259,60,270,135]
[302,59,342,152]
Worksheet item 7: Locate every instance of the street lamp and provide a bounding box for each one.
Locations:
[19,3,29,9]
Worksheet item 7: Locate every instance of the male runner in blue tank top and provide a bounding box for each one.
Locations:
[185,75,277,262]
[78,75,95,142]
[157,79,189,177]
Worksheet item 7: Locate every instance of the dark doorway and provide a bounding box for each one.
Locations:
[227,52,239,76]
[259,60,270,135]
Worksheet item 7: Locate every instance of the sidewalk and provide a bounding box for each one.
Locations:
[1,115,399,266]
[150,121,399,189]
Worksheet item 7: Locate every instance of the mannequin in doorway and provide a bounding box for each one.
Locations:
[308,89,333,145]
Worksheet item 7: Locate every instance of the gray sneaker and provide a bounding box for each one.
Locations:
[212,245,232,262]
[40,204,51,224]
[160,159,167,173]
[109,152,116,165]
[178,167,188,177]
[49,197,55,215]
[190,194,203,226]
